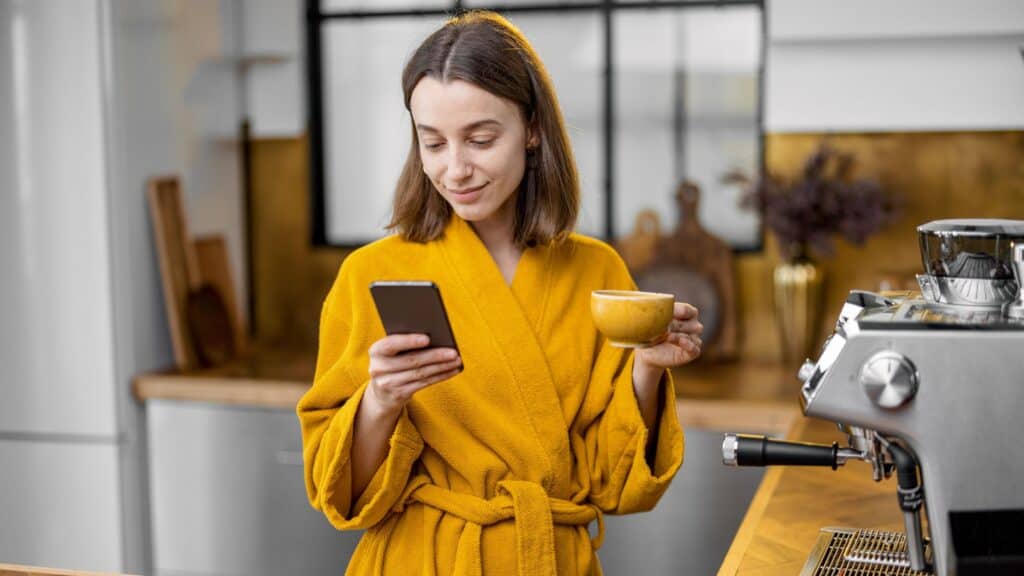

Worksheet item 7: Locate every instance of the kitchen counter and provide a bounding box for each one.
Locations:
[0,564,135,576]
[717,416,908,575]
[133,348,799,431]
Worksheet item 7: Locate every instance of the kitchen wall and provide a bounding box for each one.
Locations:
[248,132,1024,361]
[247,0,1024,363]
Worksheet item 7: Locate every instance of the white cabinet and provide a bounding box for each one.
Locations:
[147,400,360,576]
[0,440,122,572]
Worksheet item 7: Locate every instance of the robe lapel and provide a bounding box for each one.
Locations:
[438,217,571,494]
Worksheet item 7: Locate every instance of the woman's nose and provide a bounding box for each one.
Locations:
[446,147,472,181]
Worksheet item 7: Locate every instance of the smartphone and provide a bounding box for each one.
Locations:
[369,281,460,355]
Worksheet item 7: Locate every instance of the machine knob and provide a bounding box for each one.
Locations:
[860,351,918,409]
[797,359,816,383]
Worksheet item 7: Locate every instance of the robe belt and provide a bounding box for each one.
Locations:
[402,476,604,576]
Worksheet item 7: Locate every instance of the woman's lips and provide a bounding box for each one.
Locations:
[447,183,485,204]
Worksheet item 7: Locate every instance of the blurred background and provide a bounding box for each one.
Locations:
[1,1,1022,575]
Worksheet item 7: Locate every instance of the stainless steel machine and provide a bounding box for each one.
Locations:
[723,219,1024,575]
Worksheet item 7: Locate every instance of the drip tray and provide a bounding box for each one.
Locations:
[800,528,933,576]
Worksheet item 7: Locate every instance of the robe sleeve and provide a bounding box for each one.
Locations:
[296,258,424,531]
[575,249,685,515]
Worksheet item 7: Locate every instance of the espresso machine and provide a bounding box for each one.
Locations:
[723,219,1024,575]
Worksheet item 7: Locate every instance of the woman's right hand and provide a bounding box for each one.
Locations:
[364,333,462,416]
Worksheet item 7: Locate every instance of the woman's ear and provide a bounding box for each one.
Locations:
[526,115,540,150]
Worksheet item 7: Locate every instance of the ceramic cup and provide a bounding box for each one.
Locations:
[591,290,675,348]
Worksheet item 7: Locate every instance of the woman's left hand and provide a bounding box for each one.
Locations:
[635,302,703,371]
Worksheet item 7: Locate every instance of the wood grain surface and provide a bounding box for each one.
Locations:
[147,176,202,370]
[0,563,135,576]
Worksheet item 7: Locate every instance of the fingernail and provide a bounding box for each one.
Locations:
[445,349,458,359]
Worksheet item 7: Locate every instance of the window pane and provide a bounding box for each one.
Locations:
[322,0,452,12]
[509,13,604,237]
[322,17,445,244]
[464,0,596,6]
[613,7,762,248]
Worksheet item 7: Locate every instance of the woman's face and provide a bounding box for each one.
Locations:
[410,77,537,231]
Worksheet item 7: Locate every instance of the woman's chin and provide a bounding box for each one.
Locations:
[450,204,492,223]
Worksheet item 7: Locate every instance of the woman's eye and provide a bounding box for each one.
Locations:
[469,139,494,147]
[423,142,444,150]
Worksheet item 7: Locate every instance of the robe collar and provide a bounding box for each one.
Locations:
[437,216,571,494]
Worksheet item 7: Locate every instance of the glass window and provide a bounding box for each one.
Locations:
[512,13,604,237]
[323,0,450,11]
[322,17,446,244]
[311,2,764,248]
[613,7,761,248]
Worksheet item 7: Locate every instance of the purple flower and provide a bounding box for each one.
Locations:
[724,143,901,262]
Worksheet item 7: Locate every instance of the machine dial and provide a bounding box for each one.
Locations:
[859,351,918,409]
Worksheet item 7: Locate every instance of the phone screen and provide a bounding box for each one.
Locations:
[369,281,459,352]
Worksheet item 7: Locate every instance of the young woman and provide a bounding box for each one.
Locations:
[297,11,703,575]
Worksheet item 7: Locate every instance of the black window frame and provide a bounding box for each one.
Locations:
[306,0,765,250]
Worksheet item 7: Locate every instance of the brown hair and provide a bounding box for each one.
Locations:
[387,11,579,248]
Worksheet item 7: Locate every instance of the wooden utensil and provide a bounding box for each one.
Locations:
[194,234,247,355]
[185,283,236,367]
[635,181,738,361]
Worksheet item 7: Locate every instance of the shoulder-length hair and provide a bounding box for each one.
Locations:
[387,11,579,248]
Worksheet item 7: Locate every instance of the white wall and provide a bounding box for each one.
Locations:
[766,0,1024,132]
[103,1,247,572]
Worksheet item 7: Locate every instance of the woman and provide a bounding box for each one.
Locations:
[297,11,703,575]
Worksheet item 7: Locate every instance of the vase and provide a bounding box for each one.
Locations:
[773,260,826,367]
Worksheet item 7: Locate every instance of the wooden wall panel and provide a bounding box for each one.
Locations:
[250,132,1024,364]
[741,131,1024,362]
[251,137,347,353]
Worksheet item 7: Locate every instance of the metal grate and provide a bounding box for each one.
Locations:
[800,528,933,576]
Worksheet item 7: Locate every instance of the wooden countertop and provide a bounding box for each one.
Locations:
[134,348,800,431]
[717,417,908,576]
[0,564,135,576]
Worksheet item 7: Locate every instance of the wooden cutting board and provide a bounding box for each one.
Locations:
[620,181,738,361]
[148,177,201,370]
[148,178,244,369]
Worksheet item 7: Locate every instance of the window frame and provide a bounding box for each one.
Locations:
[306,0,766,250]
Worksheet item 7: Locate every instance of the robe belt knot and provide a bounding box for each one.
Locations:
[404,477,604,576]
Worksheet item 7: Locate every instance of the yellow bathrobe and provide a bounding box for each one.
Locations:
[297,216,684,575]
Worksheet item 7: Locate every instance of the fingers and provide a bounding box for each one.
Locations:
[674,302,699,321]
[670,302,702,336]
[670,318,703,335]
[374,355,463,390]
[669,331,702,357]
[369,333,431,357]
[405,366,465,396]
[374,345,459,375]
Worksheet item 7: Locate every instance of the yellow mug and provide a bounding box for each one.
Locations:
[591,290,674,348]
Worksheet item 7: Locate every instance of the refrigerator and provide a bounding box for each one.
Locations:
[0,1,241,572]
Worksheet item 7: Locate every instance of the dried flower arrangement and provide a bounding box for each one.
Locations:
[725,143,901,263]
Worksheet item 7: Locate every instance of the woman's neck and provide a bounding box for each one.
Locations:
[468,204,521,285]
